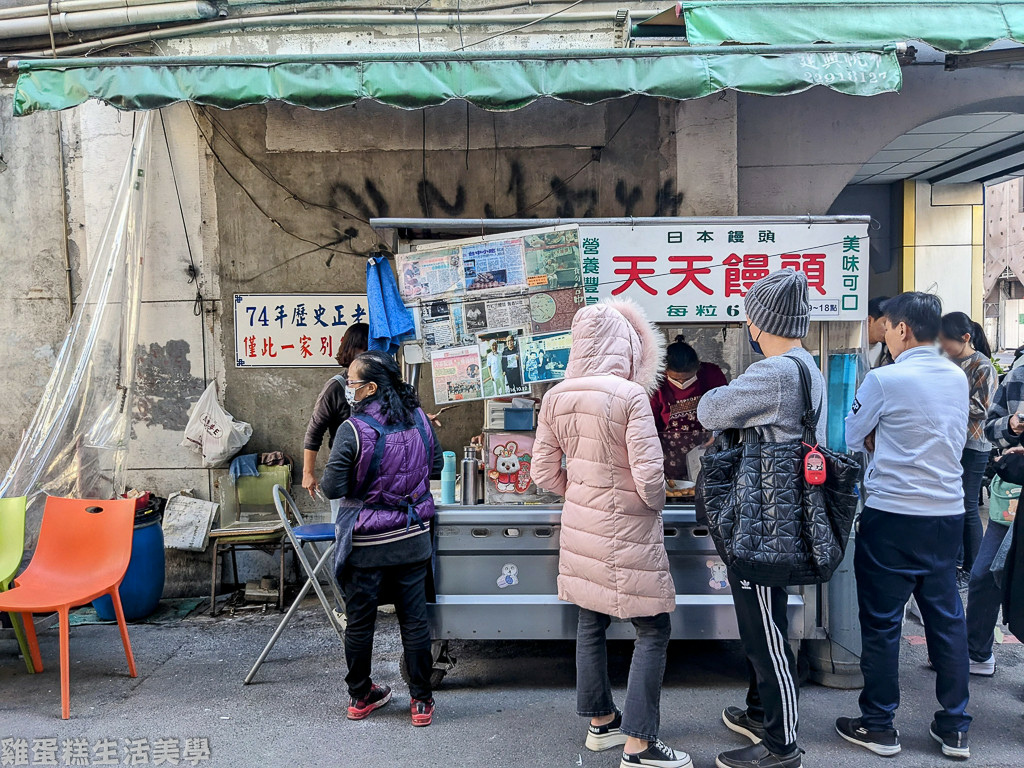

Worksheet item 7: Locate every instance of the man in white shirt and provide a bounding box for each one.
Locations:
[837,293,971,760]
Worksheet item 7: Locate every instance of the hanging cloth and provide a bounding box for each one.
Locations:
[366,255,415,355]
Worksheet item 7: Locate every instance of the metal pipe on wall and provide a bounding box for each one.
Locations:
[7,9,619,55]
[0,0,196,23]
[0,1,219,40]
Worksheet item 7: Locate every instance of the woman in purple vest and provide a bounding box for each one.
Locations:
[321,350,443,727]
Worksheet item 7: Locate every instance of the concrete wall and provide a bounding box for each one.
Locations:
[905,180,983,317]
[209,95,734,510]
[0,96,218,593]
[737,64,1024,216]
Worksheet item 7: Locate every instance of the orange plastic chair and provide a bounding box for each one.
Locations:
[0,497,138,719]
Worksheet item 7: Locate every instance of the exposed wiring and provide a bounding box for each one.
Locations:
[185,104,366,277]
[197,106,371,224]
[457,0,586,51]
[508,95,642,217]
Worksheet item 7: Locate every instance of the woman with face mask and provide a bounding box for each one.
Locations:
[649,336,727,483]
[321,351,443,728]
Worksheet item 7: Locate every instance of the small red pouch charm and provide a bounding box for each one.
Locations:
[803,443,827,486]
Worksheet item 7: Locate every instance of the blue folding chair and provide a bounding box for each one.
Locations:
[244,485,346,684]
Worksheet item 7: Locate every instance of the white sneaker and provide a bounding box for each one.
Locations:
[969,655,995,676]
[620,740,692,768]
[586,710,629,752]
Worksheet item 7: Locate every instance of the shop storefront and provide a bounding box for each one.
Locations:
[371,216,868,683]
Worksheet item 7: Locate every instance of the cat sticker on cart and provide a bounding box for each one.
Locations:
[489,441,533,494]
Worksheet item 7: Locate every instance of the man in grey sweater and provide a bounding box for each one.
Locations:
[697,269,824,768]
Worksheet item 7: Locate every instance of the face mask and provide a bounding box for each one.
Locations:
[668,375,698,390]
[344,386,359,408]
[747,325,763,356]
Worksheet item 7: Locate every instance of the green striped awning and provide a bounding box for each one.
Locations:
[680,1,1024,53]
[11,46,902,116]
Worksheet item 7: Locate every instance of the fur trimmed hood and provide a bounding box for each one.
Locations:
[565,298,666,394]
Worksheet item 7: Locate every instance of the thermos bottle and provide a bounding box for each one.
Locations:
[441,451,457,504]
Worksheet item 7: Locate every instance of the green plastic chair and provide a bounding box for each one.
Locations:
[0,496,34,673]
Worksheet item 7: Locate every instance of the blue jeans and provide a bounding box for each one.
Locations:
[576,608,670,742]
[855,507,971,733]
[966,521,1011,662]
[958,448,989,572]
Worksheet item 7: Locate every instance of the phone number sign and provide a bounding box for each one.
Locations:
[578,223,867,323]
[234,293,367,368]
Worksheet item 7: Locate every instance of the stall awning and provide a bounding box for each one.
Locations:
[10,46,901,116]
[680,1,1024,54]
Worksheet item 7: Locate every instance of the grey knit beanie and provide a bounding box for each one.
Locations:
[744,269,810,339]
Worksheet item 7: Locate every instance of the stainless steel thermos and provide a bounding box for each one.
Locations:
[460,445,484,505]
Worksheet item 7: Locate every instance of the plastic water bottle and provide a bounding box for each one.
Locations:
[441,451,457,504]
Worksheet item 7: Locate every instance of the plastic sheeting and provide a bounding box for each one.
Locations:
[10,47,903,116]
[0,114,152,516]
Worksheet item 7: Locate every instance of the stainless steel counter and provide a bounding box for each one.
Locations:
[430,504,817,642]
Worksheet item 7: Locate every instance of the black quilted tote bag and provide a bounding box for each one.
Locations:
[695,358,861,587]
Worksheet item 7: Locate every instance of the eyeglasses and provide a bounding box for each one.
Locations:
[345,379,367,388]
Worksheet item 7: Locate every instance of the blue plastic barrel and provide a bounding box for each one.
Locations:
[93,503,165,621]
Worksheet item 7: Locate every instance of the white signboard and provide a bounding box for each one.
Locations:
[234,293,368,367]
[578,223,868,323]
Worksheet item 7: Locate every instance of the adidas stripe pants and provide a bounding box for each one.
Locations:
[730,576,800,756]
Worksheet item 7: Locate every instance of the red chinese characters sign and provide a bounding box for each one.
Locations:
[234,293,367,367]
[581,222,867,323]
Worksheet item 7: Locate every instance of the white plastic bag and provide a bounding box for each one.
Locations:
[181,382,253,467]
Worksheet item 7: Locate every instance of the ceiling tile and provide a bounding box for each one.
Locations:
[908,113,1011,134]
[943,132,1019,149]
[911,147,973,163]
[873,149,928,162]
[883,133,963,150]
[980,114,1024,132]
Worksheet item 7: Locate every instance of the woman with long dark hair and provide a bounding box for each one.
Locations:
[302,323,369,516]
[939,312,997,582]
[321,350,442,727]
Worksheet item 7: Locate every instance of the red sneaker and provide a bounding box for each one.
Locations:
[411,698,434,727]
[347,683,392,720]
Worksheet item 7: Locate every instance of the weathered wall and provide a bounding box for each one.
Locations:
[210,98,681,516]
[1,80,742,589]
[0,93,69,499]
[0,97,218,593]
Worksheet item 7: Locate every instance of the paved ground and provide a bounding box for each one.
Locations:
[2,602,1022,768]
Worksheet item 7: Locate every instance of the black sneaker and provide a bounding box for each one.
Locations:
[347,683,392,720]
[930,721,970,759]
[586,709,628,752]
[723,706,765,744]
[835,716,901,756]
[715,743,802,768]
[620,739,692,768]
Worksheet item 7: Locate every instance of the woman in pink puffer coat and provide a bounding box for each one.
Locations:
[533,299,689,768]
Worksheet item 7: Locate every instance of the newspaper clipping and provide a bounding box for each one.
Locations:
[431,346,483,404]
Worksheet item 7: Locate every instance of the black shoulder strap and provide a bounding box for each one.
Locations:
[350,415,386,499]
[786,356,824,445]
[350,411,432,499]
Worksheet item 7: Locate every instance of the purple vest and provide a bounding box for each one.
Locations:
[349,401,436,539]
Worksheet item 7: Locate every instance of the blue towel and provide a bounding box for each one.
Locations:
[366,256,415,355]
[229,453,259,484]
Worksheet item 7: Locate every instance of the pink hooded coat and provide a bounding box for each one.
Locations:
[532,299,675,619]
